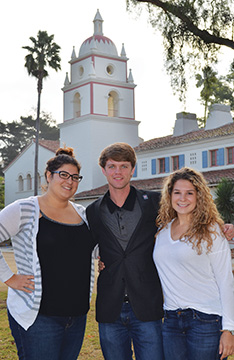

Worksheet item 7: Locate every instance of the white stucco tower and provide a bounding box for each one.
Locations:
[60,10,140,192]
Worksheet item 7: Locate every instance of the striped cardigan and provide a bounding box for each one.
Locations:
[0,196,95,330]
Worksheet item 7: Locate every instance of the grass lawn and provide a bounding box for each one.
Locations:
[0,291,103,359]
[0,290,234,359]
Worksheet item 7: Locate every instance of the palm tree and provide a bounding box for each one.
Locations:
[22,31,61,195]
[195,66,218,126]
[215,178,234,223]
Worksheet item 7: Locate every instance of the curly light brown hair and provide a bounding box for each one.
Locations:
[156,167,224,254]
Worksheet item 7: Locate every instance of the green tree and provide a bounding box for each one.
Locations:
[215,178,234,223]
[22,31,61,195]
[0,112,59,172]
[196,63,234,126]
[216,61,234,111]
[127,0,234,101]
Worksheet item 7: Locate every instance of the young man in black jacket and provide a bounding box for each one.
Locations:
[86,143,164,360]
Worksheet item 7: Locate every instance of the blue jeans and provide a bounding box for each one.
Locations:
[8,310,86,360]
[99,302,164,360]
[162,308,226,360]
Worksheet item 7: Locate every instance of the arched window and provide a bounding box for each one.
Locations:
[74,93,81,118]
[108,91,119,117]
[18,175,24,192]
[26,174,32,190]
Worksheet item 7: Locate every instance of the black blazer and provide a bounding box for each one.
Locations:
[86,187,164,323]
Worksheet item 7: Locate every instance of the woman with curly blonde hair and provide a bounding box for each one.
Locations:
[153,167,234,360]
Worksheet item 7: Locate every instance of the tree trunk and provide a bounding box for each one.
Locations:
[34,83,41,196]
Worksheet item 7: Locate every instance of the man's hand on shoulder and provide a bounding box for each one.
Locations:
[223,224,234,241]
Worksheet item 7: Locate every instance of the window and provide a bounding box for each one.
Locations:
[227,147,234,164]
[141,161,147,172]
[73,93,81,118]
[190,152,197,165]
[210,149,218,166]
[26,174,32,190]
[159,158,165,173]
[159,157,170,173]
[79,66,84,77]
[151,159,156,175]
[108,91,118,117]
[172,156,179,171]
[106,64,114,75]
[173,154,185,170]
[202,151,208,168]
[205,148,224,167]
[18,175,24,192]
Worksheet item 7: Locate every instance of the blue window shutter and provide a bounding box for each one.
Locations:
[217,148,224,166]
[151,159,156,175]
[132,164,137,178]
[179,154,185,168]
[202,151,208,168]
[165,157,170,173]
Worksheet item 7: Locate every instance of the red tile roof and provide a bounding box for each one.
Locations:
[134,123,234,152]
[202,168,234,185]
[38,139,60,152]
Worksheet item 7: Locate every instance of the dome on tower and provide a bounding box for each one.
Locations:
[79,35,118,57]
[78,10,118,57]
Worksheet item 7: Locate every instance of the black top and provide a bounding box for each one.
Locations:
[37,212,93,316]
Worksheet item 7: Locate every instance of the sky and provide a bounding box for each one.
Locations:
[1,0,233,141]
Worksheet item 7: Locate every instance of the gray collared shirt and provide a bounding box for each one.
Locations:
[100,187,142,251]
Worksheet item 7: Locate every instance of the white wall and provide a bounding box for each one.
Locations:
[4,143,55,206]
[93,83,135,118]
[60,115,140,193]
[64,84,91,121]
[94,56,127,82]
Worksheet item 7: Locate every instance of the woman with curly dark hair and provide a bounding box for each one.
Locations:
[153,167,234,360]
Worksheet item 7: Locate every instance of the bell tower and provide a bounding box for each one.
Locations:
[60,10,140,192]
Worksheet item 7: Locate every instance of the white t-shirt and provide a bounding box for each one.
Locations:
[153,221,234,330]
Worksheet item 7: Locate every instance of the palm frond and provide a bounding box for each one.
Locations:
[215,178,234,223]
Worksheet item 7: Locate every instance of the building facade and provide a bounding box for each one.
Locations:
[133,105,234,189]
[4,140,59,205]
[3,11,234,207]
[76,104,234,207]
